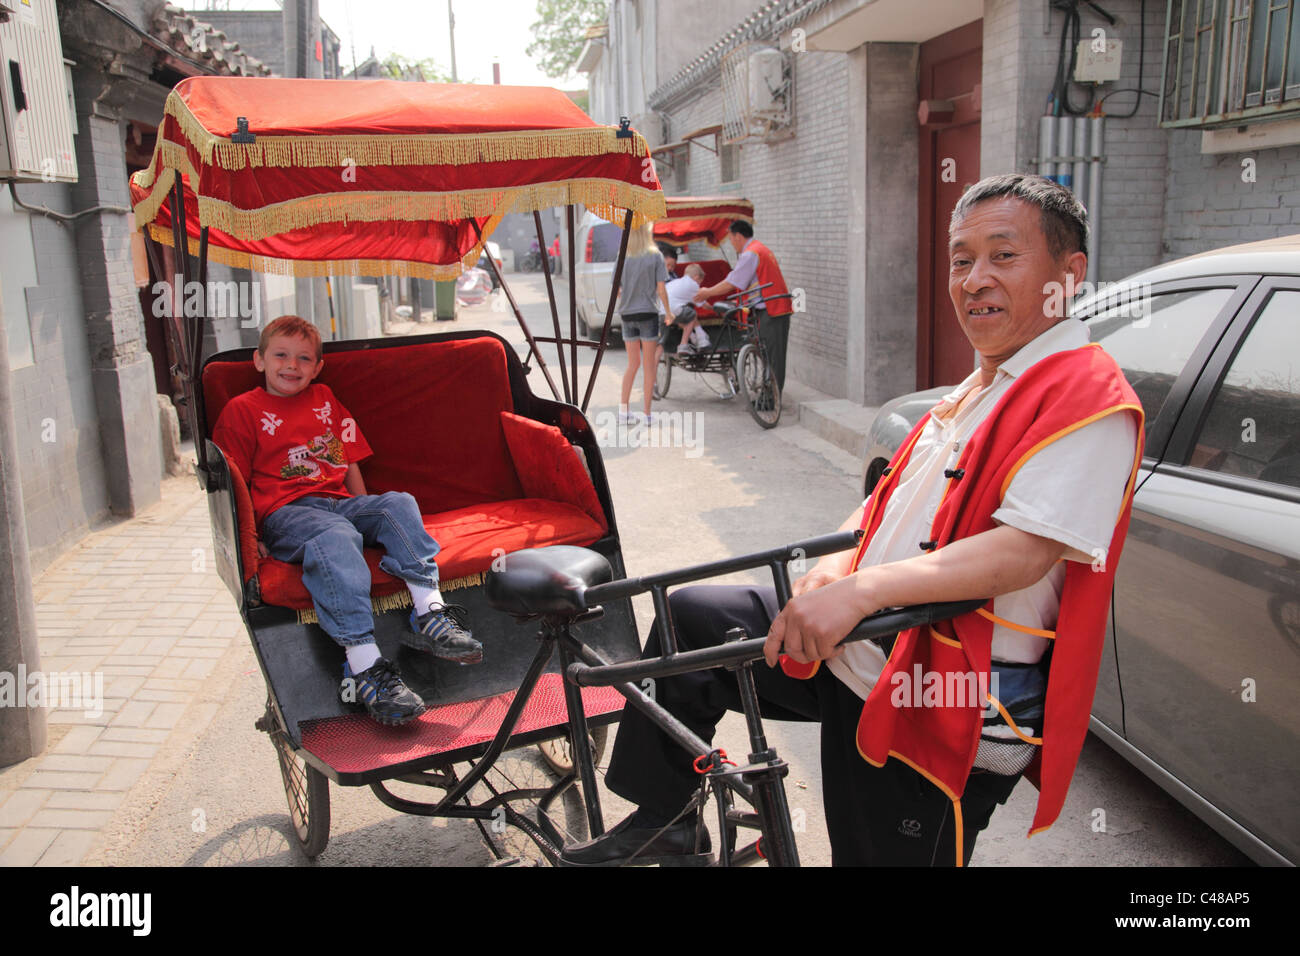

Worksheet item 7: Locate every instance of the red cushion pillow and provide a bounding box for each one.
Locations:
[499,411,607,531]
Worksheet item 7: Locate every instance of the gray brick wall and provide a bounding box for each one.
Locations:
[198,11,286,77]
[1163,135,1300,257]
[667,51,853,396]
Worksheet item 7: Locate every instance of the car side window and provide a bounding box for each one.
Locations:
[1189,290,1300,490]
[591,224,624,263]
[1084,288,1233,438]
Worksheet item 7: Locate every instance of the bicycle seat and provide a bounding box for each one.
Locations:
[484,546,613,618]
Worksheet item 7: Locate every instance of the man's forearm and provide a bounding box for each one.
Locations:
[806,503,866,580]
[698,281,738,299]
[765,524,1069,664]
[848,525,1066,615]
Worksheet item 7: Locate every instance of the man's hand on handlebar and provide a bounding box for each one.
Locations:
[764,574,876,668]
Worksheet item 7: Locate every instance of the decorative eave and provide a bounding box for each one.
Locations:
[150,3,272,77]
[647,0,837,112]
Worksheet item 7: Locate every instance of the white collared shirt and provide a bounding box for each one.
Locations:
[828,318,1139,700]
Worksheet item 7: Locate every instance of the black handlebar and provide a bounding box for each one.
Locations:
[565,598,986,687]
[582,530,862,607]
[571,528,986,688]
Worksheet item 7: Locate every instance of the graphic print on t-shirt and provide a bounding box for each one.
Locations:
[279,431,347,480]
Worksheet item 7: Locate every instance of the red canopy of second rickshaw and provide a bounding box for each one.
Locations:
[131,77,665,278]
[652,196,754,247]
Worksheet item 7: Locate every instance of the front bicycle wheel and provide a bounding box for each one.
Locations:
[259,696,331,859]
[654,350,672,399]
[736,343,780,429]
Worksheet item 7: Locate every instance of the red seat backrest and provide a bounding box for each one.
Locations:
[671,259,732,288]
[202,337,526,513]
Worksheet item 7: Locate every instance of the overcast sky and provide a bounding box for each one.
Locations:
[207,1,582,87]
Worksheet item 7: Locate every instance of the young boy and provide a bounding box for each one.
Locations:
[664,263,710,354]
[212,315,482,726]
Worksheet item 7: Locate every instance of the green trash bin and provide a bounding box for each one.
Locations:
[435,279,457,321]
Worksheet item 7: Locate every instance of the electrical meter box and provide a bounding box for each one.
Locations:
[0,0,77,182]
[1074,38,1123,84]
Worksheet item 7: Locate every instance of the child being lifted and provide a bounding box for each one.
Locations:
[213,315,482,726]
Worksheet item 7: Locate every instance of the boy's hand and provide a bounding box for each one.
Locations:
[257,541,269,558]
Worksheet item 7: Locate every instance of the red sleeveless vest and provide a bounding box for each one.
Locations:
[783,343,1144,839]
[745,239,792,316]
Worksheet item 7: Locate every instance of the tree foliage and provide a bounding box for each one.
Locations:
[381,53,455,83]
[526,0,608,79]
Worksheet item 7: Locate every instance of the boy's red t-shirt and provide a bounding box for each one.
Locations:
[212,383,373,526]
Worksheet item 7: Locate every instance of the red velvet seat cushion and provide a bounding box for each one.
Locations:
[256,498,606,610]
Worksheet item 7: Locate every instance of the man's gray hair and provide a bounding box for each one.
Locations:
[950,174,1089,261]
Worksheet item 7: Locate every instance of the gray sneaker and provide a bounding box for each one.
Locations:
[404,604,483,664]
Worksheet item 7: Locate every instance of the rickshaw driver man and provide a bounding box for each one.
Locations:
[563,174,1143,866]
[693,220,794,389]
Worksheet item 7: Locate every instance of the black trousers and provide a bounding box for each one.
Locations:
[604,585,1021,866]
[756,311,790,391]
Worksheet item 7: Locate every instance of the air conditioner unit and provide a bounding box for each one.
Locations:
[722,43,791,144]
[748,47,787,121]
[0,0,76,183]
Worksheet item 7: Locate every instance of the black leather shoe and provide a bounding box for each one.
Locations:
[560,812,712,866]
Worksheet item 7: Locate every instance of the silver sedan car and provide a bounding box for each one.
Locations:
[861,235,1300,866]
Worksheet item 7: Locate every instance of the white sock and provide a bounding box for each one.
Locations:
[345,641,382,673]
[407,582,445,615]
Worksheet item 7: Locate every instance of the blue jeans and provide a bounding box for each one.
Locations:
[260,492,441,647]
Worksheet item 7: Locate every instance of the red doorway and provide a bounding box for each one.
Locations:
[916,20,982,389]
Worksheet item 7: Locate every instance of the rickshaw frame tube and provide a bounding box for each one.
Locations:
[565,599,986,688]
[581,529,864,607]
[534,209,571,404]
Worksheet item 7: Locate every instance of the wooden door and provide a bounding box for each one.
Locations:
[917,21,983,390]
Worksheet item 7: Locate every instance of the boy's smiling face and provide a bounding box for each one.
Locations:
[254,332,323,397]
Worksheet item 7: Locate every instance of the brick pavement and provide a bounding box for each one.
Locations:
[0,473,242,866]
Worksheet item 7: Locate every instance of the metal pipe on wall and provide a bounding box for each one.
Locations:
[1087,115,1104,287]
[1072,116,1090,207]
[1055,118,1073,190]
[1039,114,1057,182]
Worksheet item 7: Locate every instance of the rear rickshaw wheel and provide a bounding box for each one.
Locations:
[258,696,331,859]
[537,725,610,775]
[654,350,672,399]
[736,342,781,429]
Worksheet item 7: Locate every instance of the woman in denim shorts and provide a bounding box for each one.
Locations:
[617,223,672,423]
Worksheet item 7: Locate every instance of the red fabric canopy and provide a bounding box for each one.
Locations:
[131,77,665,278]
[653,196,754,246]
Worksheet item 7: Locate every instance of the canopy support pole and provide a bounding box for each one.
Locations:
[470,219,562,403]
[581,208,634,412]
[533,211,570,404]
[169,178,203,482]
[567,205,578,405]
[193,225,211,483]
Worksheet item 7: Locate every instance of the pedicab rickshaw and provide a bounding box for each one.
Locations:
[651,197,787,428]
[130,77,978,865]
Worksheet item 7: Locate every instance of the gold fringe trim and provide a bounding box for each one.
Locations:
[163,90,656,171]
[147,222,489,281]
[133,135,665,239]
[660,212,753,224]
[293,572,486,624]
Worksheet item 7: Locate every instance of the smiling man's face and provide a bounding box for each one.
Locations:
[947,196,1087,378]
